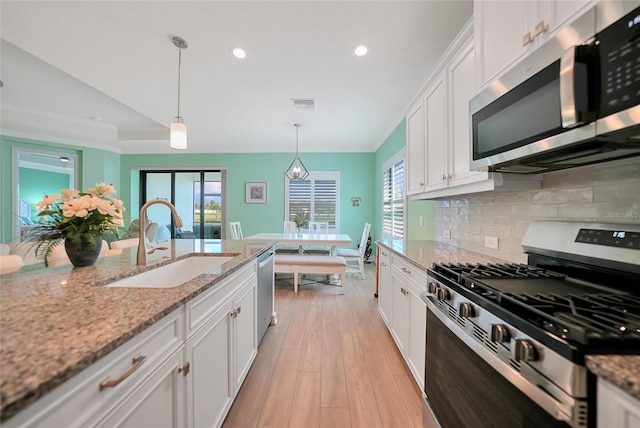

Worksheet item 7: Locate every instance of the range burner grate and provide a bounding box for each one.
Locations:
[435,262,566,280]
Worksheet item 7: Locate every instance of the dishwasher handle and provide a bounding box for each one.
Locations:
[258,251,274,269]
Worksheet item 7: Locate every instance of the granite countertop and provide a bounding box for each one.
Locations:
[586,355,640,400]
[376,238,505,271]
[377,239,640,401]
[0,239,273,422]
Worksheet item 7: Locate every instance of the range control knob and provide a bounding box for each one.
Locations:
[512,339,537,362]
[458,302,475,318]
[490,324,510,343]
[428,282,439,294]
[436,286,450,301]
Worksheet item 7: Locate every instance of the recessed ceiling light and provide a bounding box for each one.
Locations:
[354,44,370,57]
[231,47,247,59]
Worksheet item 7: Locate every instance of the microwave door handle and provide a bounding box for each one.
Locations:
[560,46,578,128]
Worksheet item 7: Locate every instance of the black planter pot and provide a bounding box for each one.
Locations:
[64,237,102,267]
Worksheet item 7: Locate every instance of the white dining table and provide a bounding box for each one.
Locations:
[246,233,352,255]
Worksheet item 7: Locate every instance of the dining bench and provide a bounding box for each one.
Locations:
[274,255,347,294]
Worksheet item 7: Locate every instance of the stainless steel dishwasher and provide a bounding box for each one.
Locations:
[256,247,274,344]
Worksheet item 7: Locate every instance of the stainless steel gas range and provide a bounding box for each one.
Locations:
[422,221,640,428]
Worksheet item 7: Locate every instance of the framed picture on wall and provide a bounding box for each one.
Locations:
[245,182,267,204]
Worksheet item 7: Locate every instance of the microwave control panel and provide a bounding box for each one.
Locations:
[598,6,640,117]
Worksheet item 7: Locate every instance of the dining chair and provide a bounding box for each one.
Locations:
[0,255,24,274]
[304,221,331,255]
[276,221,302,254]
[336,222,371,279]
[229,222,243,240]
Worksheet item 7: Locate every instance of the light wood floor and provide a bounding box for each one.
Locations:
[222,264,428,428]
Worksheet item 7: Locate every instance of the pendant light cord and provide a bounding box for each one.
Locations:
[176,47,182,121]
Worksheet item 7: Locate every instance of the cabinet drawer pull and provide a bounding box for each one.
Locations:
[236,306,241,315]
[99,354,146,391]
[401,267,411,274]
[230,309,237,318]
[178,362,190,377]
[522,32,534,46]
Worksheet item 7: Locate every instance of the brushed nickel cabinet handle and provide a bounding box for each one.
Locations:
[99,354,146,391]
[522,32,534,46]
[402,267,411,274]
[534,21,549,36]
[236,306,241,315]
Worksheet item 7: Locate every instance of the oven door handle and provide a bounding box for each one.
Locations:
[425,299,575,424]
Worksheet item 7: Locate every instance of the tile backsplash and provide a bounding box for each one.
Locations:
[434,159,640,263]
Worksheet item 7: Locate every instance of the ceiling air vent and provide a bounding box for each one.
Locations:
[291,98,316,111]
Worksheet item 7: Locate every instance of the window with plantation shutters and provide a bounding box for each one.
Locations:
[382,151,405,239]
[285,172,339,232]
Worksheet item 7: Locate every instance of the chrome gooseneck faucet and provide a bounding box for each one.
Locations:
[137,199,183,266]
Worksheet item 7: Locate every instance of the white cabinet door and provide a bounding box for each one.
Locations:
[424,77,447,192]
[407,288,426,390]
[232,279,257,393]
[186,303,233,428]
[475,0,594,88]
[406,99,426,195]
[390,271,410,356]
[96,347,186,428]
[475,0,533,87]
[377,248,392,326]
[448,39,485,187]
[598,378,640,428]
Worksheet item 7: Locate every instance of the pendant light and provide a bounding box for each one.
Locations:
[285,123,309,181]
[170,36,188,150]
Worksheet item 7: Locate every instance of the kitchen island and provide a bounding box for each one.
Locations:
[0,239,273,424]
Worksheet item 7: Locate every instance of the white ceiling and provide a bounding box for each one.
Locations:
[0,1,473,154]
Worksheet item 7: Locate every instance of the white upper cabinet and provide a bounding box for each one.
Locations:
[448,39,485,188]
[406,100,426,195]
[474,0,593,89]
[424,76,447,193]
[406,24,537,200]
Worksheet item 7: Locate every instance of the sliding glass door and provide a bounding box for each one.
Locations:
[140,170,226,240]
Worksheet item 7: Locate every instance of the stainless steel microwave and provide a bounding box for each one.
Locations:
[470,2,640,174]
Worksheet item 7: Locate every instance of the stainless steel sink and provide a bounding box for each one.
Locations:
[105,256,234,288]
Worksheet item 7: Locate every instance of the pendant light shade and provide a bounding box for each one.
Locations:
[285,123,309,181]
[170,36,188,150]
[170,121,187,149]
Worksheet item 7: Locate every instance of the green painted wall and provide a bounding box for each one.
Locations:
[119,152,375,246]
[373,120,435,242]
[19,168,69,219]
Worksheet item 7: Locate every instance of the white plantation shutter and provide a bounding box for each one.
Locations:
[286,172,339,232]
[382,155,404,239]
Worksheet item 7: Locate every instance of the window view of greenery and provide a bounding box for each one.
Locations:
[192,181,222,239]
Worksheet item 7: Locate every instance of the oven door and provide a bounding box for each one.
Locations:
[424,305,590,428]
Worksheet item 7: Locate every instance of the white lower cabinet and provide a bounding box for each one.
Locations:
[377,248,427,390]
[95,346,186,428]
[6,260,258,428]
[185,274,257,428]
[598,378,640,428]
[377,246,392,325]
[186,302,232,428]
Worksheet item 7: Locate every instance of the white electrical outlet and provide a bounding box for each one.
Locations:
[443,229,451,238]
[485,236,499,249]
